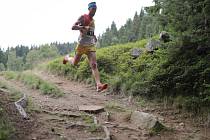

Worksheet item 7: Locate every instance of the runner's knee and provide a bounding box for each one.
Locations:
[72,62,77,65]
[72,60,78,65]
[91,62,97,70]
[71,55,81,65]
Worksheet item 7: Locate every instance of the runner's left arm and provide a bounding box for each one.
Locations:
[72,16,89,32]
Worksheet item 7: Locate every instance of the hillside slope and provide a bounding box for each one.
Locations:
[47,38,210,114]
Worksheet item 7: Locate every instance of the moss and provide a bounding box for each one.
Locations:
[149,121,167,136]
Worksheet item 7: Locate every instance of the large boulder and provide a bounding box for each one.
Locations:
[130,111,164,130]
[145,39,161,53]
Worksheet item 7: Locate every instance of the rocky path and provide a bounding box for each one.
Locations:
[0,70,209,140]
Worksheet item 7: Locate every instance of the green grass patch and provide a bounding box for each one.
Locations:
[0,82,7,89]
[81,114,94,124]
[88,124,102,133]
[80,113,102,133]
[1,71,64,98]
[0,107,14,140]
[0,80,22,101]
[26,97,40,113]
[0,81,17,140]
[136,97,147,108]
[19,72,64,98]
[19,72,41,89]
[0,71,19,80]
[105,102,127,112]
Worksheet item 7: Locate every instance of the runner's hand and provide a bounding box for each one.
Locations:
[80,26,89,33]
[81,26,89,31]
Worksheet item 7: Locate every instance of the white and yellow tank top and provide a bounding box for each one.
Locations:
[78,19,96,46]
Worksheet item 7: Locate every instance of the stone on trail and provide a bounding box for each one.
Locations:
[131,111,165,130]
[78,105,104,113]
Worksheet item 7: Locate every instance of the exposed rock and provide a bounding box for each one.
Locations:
[78,105,104,113]
[130,48,143,58]
[106,112,111,122]
[145,39,161,53]
[197,46,210,55]
[179,122,185,127]
[79,94,86,98]
[159,31,170,42]
[129,134,139,140]
[130,111,164,130]
[0,88,10,93]
[15,94,28,119]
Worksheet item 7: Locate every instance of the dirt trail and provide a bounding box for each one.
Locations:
[1,70,210,140]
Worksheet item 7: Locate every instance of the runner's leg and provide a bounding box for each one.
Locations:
[69,53,82,65]
[87,51,101,86]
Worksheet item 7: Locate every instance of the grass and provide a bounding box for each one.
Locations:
[0,107,14,140]
[88,124,102,133]
[26,97,40,113]
[0,71,19,80]
[0,71,63,139]
[1,71,64,98]
[80,113,102,133]
[0,80,17,140]
[136,97,147,108]
[105,102,127,112]
[0,80,22,101]
[20,71,64,98]
[0,75,40,140]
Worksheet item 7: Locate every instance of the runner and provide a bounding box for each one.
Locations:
[63,2,108,92]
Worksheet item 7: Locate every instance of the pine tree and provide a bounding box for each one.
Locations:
[110,21,119,45]
[132,12,140,41]
[0,48,7,67]
[150,0,210,46]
